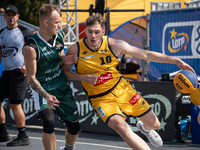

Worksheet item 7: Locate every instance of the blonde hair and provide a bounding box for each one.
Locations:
[39,4,61,20]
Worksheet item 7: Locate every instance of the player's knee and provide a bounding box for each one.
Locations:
[42,116,55,134]
[43,123,55,134]
[65,120,80,135]
[38,108,55,134]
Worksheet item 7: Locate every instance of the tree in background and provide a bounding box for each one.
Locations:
[0,0,49,26]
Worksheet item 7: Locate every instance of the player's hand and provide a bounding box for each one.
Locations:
[19,65,26,76]
[83,74,100,85]
[45,94,60,110]
[177,60,196,74]
[62,55,78,64]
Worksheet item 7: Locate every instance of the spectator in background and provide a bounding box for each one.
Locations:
[0,5,32,146]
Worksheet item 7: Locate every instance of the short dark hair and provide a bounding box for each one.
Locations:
[86,13,105,28]
[39,4,61,19]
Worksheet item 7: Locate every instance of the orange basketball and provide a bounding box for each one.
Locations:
[173,70,198,94]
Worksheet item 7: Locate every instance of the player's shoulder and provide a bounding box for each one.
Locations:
[68,42,78,50]
[0,27,6,34]
[108,37,124,47]
[23,42,37,55]
[67,42,78,55]
[18,25,33,35]
[17,24,30,31]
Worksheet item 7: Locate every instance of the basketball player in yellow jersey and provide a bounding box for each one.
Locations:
[62,13,195,150]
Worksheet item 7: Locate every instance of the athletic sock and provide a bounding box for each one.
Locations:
[65,143,75,150]
[18,127,27,138]
[141,122,150,133]
[0,123,8,135]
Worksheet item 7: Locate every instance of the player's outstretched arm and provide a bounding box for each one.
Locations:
[109,38,195,73]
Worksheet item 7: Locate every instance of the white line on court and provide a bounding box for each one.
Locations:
[10,134,131,150]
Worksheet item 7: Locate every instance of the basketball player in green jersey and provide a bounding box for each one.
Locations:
[62,13,195,150]
[23,4,80,150]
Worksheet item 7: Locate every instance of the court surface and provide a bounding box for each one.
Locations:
[0,124,200,150]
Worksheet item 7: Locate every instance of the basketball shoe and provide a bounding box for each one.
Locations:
[60,146,66,150]
[0,132,11,142]
[7,134,30,146]
[137,121,163,147]
[60,146,75,150]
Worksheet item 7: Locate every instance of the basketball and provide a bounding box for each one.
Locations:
[173,70,198,94]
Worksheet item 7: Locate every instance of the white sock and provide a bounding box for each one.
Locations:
[65,143,75,150]
[141,122,150,133]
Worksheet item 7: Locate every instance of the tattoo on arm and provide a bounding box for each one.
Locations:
[29,78,48,98]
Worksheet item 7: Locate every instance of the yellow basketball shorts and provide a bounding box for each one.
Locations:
[90,78,151,123]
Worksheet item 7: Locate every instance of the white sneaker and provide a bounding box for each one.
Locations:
[137,121,163,147]
[59,146,66,150]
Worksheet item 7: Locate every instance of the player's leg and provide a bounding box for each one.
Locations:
[107,115,151,150]
[39,108,57,150]
[138,110,160,131]
[92,97,151,149]
[64,130,79,150]
[116,79,163,147]
[7,104,30,146]
[60,120,80,150]
[42,132,57,150]
[9,104,26,128]
[56,86,80,150]
[137,110,163,147]
[0,102,5,124]
[0,70,11,142]
[7,69,30,146]
[136,107,163,147]
[0,102,11,142]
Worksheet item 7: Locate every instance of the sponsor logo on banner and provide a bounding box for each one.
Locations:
[7,80,176,139]
[162,21,200,59]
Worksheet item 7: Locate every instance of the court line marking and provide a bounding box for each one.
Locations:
[10,134,131,149]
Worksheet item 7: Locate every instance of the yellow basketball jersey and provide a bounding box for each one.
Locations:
[77,36,122,97]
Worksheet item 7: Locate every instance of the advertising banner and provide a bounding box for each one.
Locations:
[149,8,200,81]
[6,80,177,141]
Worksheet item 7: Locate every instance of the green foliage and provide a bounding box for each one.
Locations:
[0,0,49,26]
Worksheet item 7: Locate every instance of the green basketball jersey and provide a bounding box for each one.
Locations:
[29,30,68,91]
